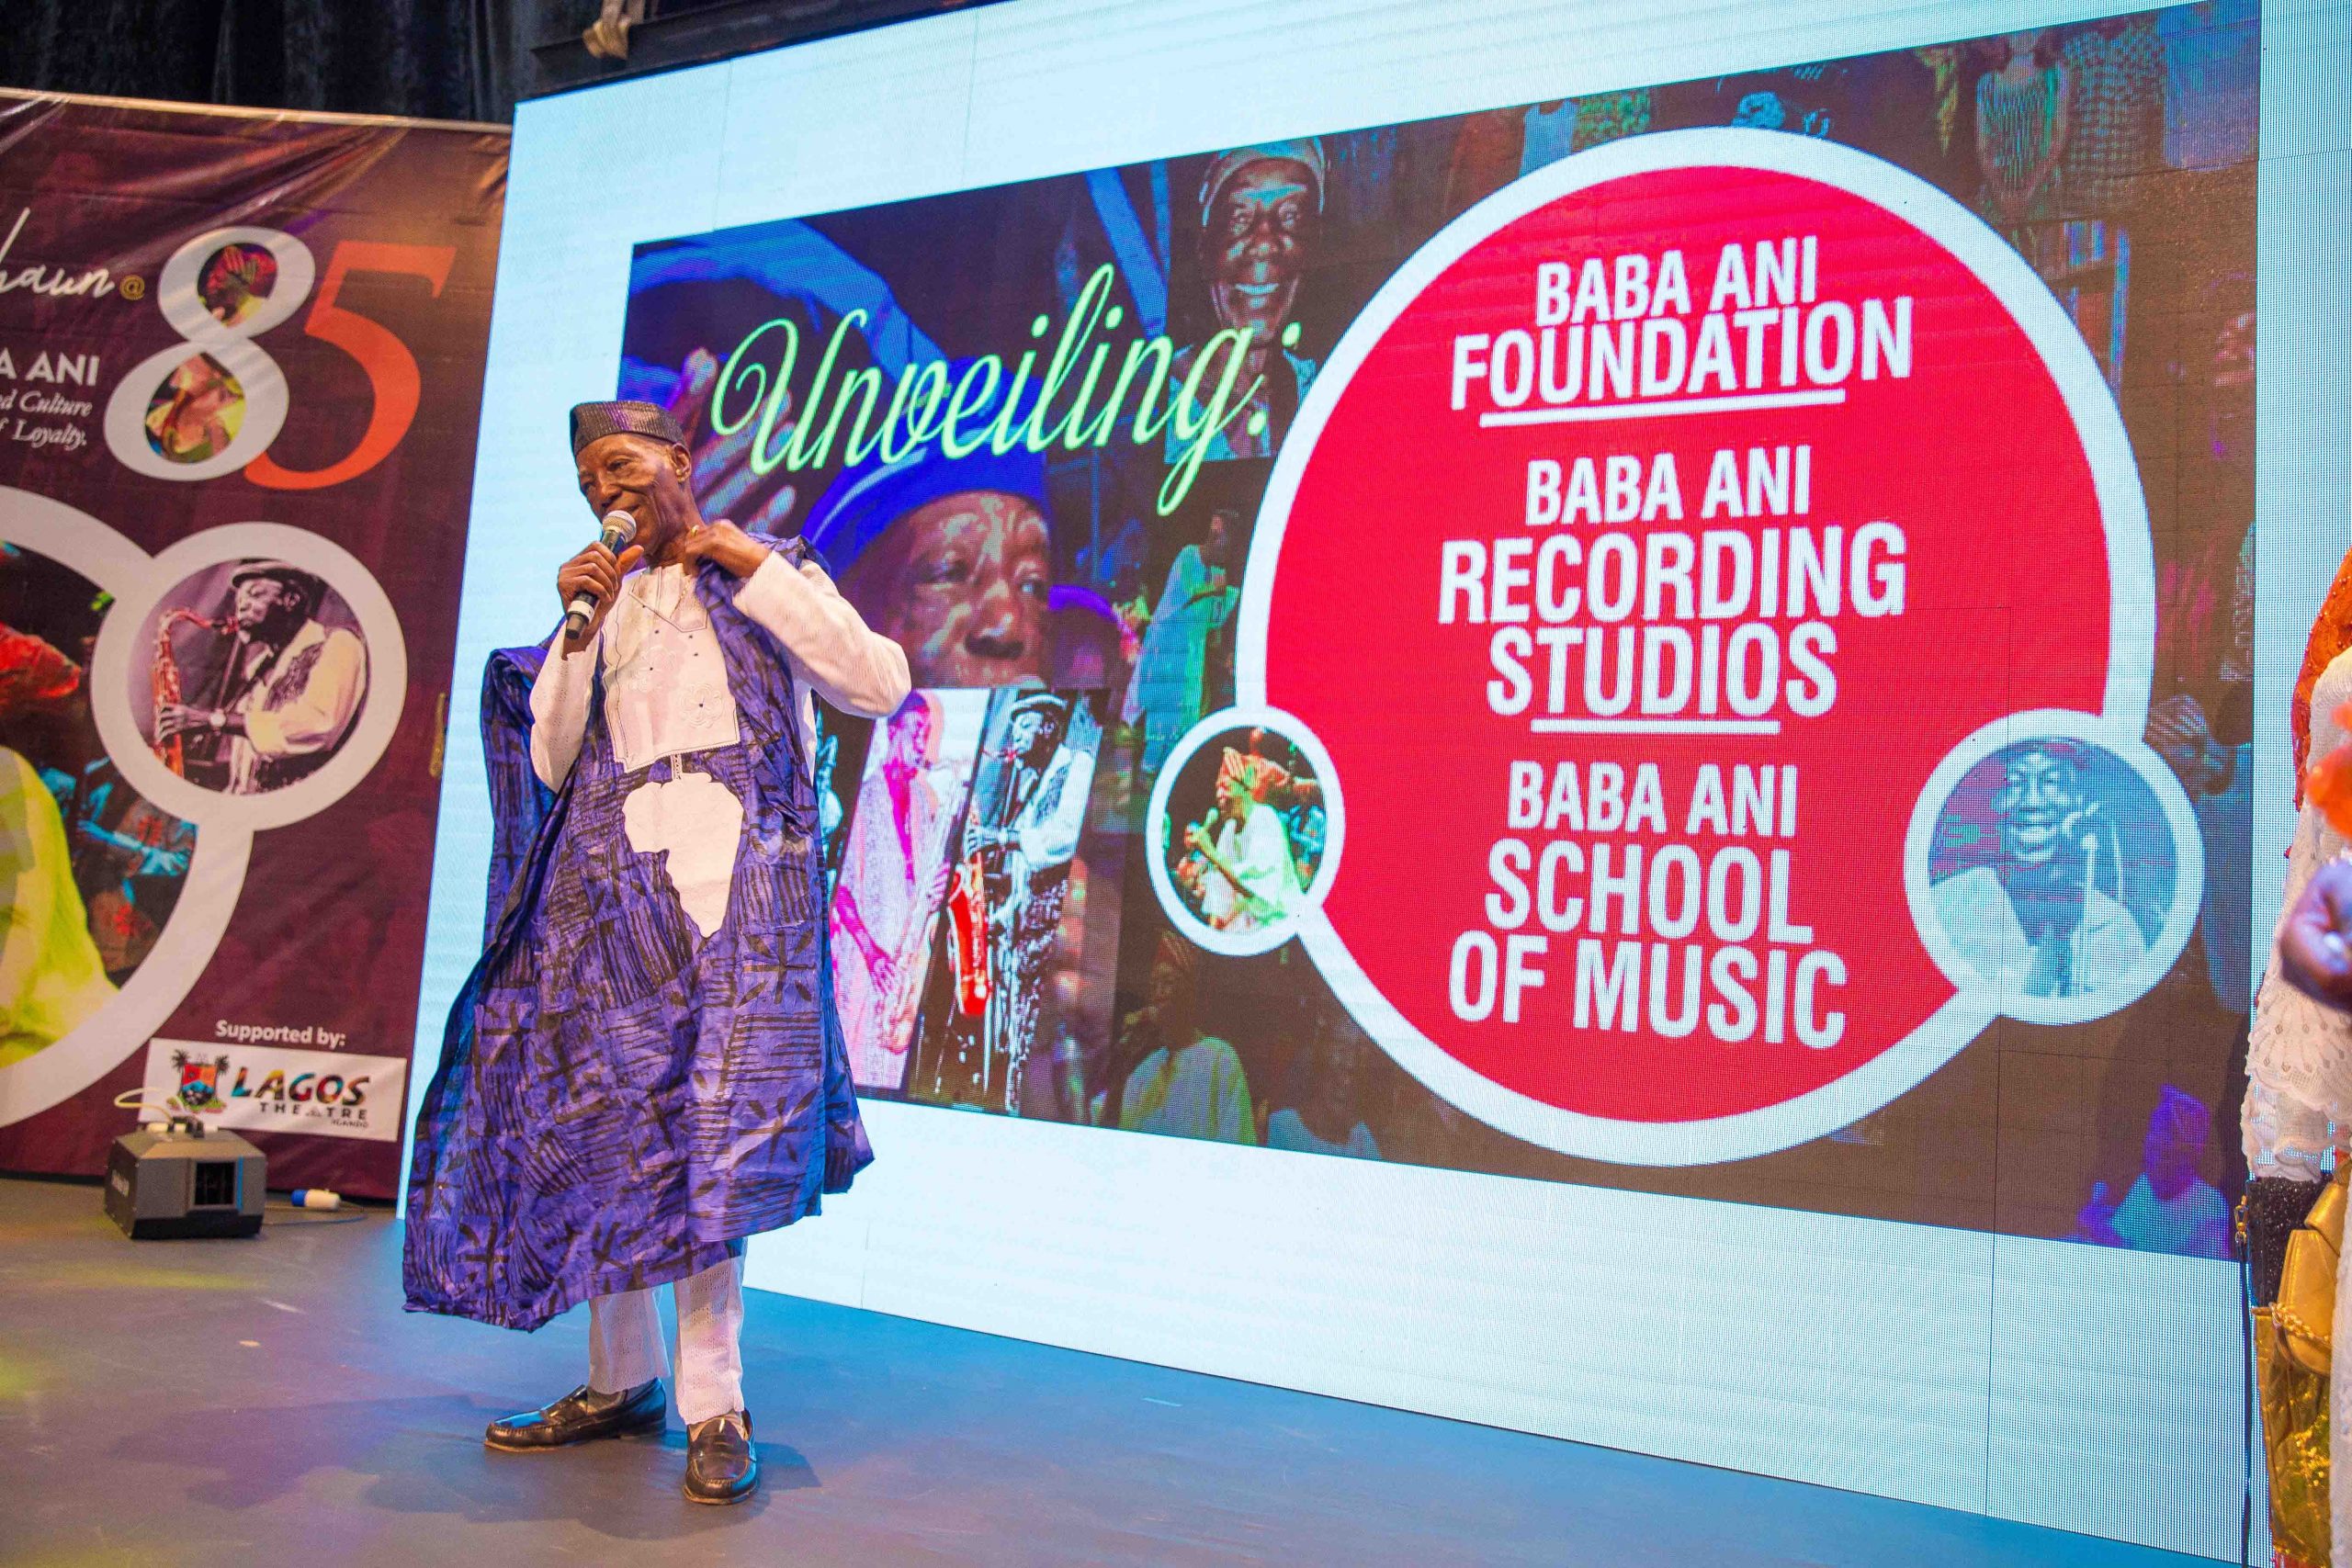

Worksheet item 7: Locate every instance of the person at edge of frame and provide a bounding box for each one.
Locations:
[2241,549,2352,1567]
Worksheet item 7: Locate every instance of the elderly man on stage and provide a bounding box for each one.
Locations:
[403,400,910,1505]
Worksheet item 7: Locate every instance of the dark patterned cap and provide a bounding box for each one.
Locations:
[229,558,326,611]
[570,400,685,456]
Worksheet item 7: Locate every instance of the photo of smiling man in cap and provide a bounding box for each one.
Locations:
[150,558,368,796]
[1170,139,1326,463]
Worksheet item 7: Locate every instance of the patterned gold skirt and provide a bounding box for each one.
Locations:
[2256,1303,2332,1568]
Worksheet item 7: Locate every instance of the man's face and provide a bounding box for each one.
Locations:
[1205,159,1317,350]
[1313,1035,1359,1111]
[1203,514,1236,571]
[576,433,693,555]
[232,577,300,632]
[1148,956,1185,1014]
[209,281,258,328]
[1008,710,1046,757]
[888,705,933,770]
[2144,1125,2189,1190]
[1994,750,2082,866]
[844,490,1051,687]
[2143,1107,2203,1198]
[183,364,235,415]
[1216,768,1248,818]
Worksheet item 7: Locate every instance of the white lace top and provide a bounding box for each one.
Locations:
[2244,649,2352,1180]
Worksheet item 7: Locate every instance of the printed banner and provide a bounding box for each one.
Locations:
[614,6,2255,1254]
[140,1038,409,1143]
[0,93,505,1198]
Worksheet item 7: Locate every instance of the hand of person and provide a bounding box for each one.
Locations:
[2071,1179,2126,1247]
[665,347,800,535]
[2021,931,2077,998]
[866,947,898,997]
[673,518,771,580]
[1183,824,1203,851]
[925,860,955,907]
[154,703,232,740]
[2281,859,2352,1012]
[2146,694,2222,795]
[555,539,644,650]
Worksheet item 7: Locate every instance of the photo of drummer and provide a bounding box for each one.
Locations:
[138,559,369,796]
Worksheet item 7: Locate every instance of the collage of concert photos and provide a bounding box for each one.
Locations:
[617,5,2258,1254]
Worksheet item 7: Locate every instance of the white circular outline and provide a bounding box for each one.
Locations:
[100,227,316,484]
[1143,705,1346,958]
[0,487,254,1126]
[1905,710,2204,1028]
[1234,129,2158,1166]
[88,523,408,834]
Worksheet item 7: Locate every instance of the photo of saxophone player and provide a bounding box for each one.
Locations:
[904,689,1101,1116]
[144,558,368,796]
[830,691,986,1092]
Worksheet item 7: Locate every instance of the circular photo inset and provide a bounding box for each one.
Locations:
[90,523,404,834]
[126,558,369,798]
[198,241,278,328]
[1913,717,2199,1023]
[1147,706,1341,956]
[0,540,200,1066]
[141,352,247,465]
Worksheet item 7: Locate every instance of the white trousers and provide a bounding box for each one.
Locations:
[585,1256,744,1425]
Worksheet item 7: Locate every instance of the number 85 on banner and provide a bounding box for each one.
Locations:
[103,225,454,489]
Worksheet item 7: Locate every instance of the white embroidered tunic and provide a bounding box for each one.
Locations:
[225,618,368,794]
[526,549,908,936]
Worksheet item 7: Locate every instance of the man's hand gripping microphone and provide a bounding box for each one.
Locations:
[564,510,639,643]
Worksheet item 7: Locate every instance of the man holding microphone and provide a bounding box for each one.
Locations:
[404,400,909,1505]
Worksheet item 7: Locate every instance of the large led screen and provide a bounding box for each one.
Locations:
[614,9,2256,1249]
[423,0,2341,1555]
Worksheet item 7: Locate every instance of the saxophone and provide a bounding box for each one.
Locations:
[151,608,232,777]
[946,848,992,1018]
[877,783,959,1045]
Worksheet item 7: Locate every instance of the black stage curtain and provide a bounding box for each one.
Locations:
[0,0,584,123]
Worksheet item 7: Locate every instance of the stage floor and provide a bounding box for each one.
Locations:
[0,1176,2213,1567]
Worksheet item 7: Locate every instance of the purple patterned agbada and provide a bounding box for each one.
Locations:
[403,548,873,1331]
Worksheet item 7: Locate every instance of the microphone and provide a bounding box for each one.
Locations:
[563,509,639,642]
[2061,801,2104,851]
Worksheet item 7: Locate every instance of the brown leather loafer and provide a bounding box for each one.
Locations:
[683,1409,757,1504]
[483,1380,666,1450]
